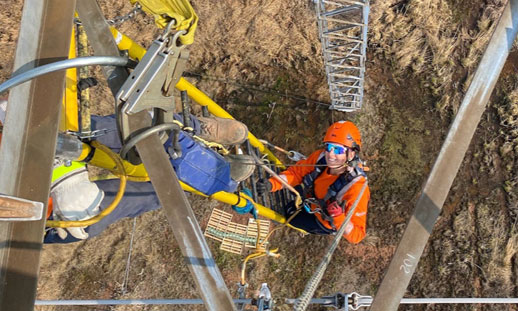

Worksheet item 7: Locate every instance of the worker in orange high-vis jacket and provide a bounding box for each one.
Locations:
[256,121,370,244]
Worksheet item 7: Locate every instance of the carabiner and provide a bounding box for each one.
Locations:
[166,30,187,53]
[159,19,177,40]
[303,199,321,214]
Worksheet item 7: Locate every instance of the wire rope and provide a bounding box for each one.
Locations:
[293,180,368,311]
[183,71,332,107]
[121,217,137,295]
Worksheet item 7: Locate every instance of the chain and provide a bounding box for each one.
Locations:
[107,4,142,26]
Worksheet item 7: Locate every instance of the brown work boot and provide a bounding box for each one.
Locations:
[197,116,248,145]
[226,154,255,182]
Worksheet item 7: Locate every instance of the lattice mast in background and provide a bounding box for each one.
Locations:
[315,0,369,112]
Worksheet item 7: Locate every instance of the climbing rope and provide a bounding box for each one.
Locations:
[238,153,313,286]
[191,134,230,155]
[239,218,280,286]
[235,189,281,286]
[293,180,368,311]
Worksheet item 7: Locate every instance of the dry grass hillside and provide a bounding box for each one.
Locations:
[2,0,518,310]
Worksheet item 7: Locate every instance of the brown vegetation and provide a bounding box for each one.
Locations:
[1,0,518,310]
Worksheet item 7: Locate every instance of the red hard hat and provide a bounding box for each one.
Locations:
[323,121,362,150]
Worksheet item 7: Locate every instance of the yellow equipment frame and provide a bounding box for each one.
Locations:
[60,26,296,228]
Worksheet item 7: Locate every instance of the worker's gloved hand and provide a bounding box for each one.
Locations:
[326,201,344,218]
[256,179,272,196]
[232,188,257,218]
[51,167,104,240]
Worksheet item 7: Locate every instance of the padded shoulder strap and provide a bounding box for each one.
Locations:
[325,165,367,202]
[301,151,327,196]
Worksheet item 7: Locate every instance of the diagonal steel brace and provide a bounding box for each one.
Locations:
[76,1,236,310]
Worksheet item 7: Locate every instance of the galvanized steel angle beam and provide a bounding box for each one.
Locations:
[76,0,133,144]
[0,0,76,310]
[75,1,236,310]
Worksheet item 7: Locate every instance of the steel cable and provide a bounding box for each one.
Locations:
[293,180,368,311]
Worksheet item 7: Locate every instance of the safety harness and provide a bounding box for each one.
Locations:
[299,152,367,231]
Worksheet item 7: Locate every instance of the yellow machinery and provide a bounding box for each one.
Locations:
[56,16,294,229]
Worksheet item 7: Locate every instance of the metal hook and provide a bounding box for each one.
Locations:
[166,30,187,53]
[159,19,177,40]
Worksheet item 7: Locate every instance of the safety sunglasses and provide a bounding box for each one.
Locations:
[325,143,348,155]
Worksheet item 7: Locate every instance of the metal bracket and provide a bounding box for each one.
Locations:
[0,194,44,221]
[349,292,372,310]
[236,282,248,311]
[117,23,188,115]
[320,292,372,310]
[321,292,347,310]
[253,283,273,311]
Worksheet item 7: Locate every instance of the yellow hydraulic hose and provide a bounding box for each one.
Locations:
[77,142,150,181]
[75,140,294,227]
[239,213,282,286]
[240,247,279,286]
[46,141,127,228]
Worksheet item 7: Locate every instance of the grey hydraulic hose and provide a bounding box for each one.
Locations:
[0,56,129,94]
[119,122,182,160]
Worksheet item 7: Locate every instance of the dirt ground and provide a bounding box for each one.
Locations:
[2,0,518,310]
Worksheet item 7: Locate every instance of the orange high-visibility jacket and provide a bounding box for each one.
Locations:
[269,149,370,244]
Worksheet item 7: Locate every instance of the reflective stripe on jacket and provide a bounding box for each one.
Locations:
[269,149,370,244]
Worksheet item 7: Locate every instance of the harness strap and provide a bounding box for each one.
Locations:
[334,175,364,204]
[325,167,365,203]
[301,152,326,198]
[302,152,367,229]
